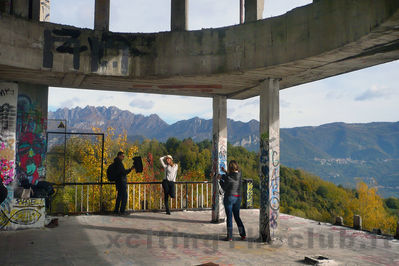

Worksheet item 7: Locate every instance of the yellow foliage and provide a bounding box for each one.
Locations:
[352,182,397,234]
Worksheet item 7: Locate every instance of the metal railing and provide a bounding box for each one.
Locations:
[50,181,212,214]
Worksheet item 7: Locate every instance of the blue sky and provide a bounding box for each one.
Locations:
[48,0,399,128]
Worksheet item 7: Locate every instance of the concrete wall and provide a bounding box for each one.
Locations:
[0,198,45,230]
[16,83,48,185]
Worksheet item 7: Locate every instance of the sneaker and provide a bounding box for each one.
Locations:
[240,236,246,241]
[166,211,171,215]
[223,237,233,241]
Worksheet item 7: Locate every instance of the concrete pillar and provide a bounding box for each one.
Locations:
[15,83,48,186]
[9,0,49,21]
[211,96,227,223]
[94,0,110,31]
[0,0,12,14]
[11,0,29,18]
[171,0,188,31]
[0,81,18,207]
[245,0,264,23]
[259,78,280,242]
[335,216,344,226]
[353,215,362,230]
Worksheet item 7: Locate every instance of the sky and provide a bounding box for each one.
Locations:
[48,0,399,128]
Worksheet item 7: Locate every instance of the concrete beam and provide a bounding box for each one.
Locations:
[259,78,280,243]
[211,96,227,223]
[94,0,110,31]
[1,0,399,99]
[171,0,188,31]
[245,0,264,23]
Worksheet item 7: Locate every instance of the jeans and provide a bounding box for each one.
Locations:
[162,180,175,213]
[114,181,127,213]
[223,195,246,239]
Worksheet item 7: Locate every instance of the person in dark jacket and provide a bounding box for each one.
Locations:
[219,160,246,241]
[113,151,133,215]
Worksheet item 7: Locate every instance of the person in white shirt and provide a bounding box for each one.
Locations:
[160,155,178,215]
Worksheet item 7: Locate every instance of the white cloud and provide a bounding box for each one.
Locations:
[355,85,392,101]
[129,98,154,110]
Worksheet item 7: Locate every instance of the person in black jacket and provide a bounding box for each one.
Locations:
[113,151,133,215]
[219,160,246,241]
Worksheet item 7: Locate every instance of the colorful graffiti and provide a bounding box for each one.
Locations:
[259,130,280,241]
[0,83,17,186]
[0,198,45,229]
[16,95,46,185]
[40,0,50,22]
[211,133,227,222]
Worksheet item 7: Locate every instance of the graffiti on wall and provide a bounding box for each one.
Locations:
[259,130,280,240]
[0,83,17,186]
[211,134,227,176]
[16,95,46,185]
[40,0,50,22]
[211,133,227,221]
[0,198,45,230]
[43,28,152,73]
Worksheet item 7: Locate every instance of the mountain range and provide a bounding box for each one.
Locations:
[49,106,399,197]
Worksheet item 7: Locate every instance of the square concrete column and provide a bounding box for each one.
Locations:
[171,0,188,31]
[11,0,49,21]
[245,0,264,23]
[16,83,48,186]
[353,215,362,230]
[211,96,227,223]
[0,0,12,14]
[259,78,280,242]
[0,81,18,206]
[95,0,110,31]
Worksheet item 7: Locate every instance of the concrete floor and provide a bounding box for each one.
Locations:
[1,209,399,265]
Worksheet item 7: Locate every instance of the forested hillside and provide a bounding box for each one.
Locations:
[46,128,399,235]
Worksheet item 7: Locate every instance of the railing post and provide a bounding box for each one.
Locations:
[180,184,183,209]
[139,184,141,210]
[185,183,188,210]
[133,184,136,210]
[353,215,362,230]
[86,185,89,212]
[75,185,77,213]
[160,184,162,210]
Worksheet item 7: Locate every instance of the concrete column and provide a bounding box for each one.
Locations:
[353,215,362,230]
[245,0,264,23]
[259,78,280,242]
[16,83,48,185]
[0,81,18,208]
[211,96,227,223]
[12,0,29,18]
[9,0,49,21]
[0,0,12,14]
[95,0,110,31]
[335,216,344,226]
[171,0,188,31]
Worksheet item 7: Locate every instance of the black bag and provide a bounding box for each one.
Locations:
[132,156,143,173]
[106,162,117,182]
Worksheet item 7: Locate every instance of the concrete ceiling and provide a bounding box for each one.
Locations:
[0,0,399,99]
